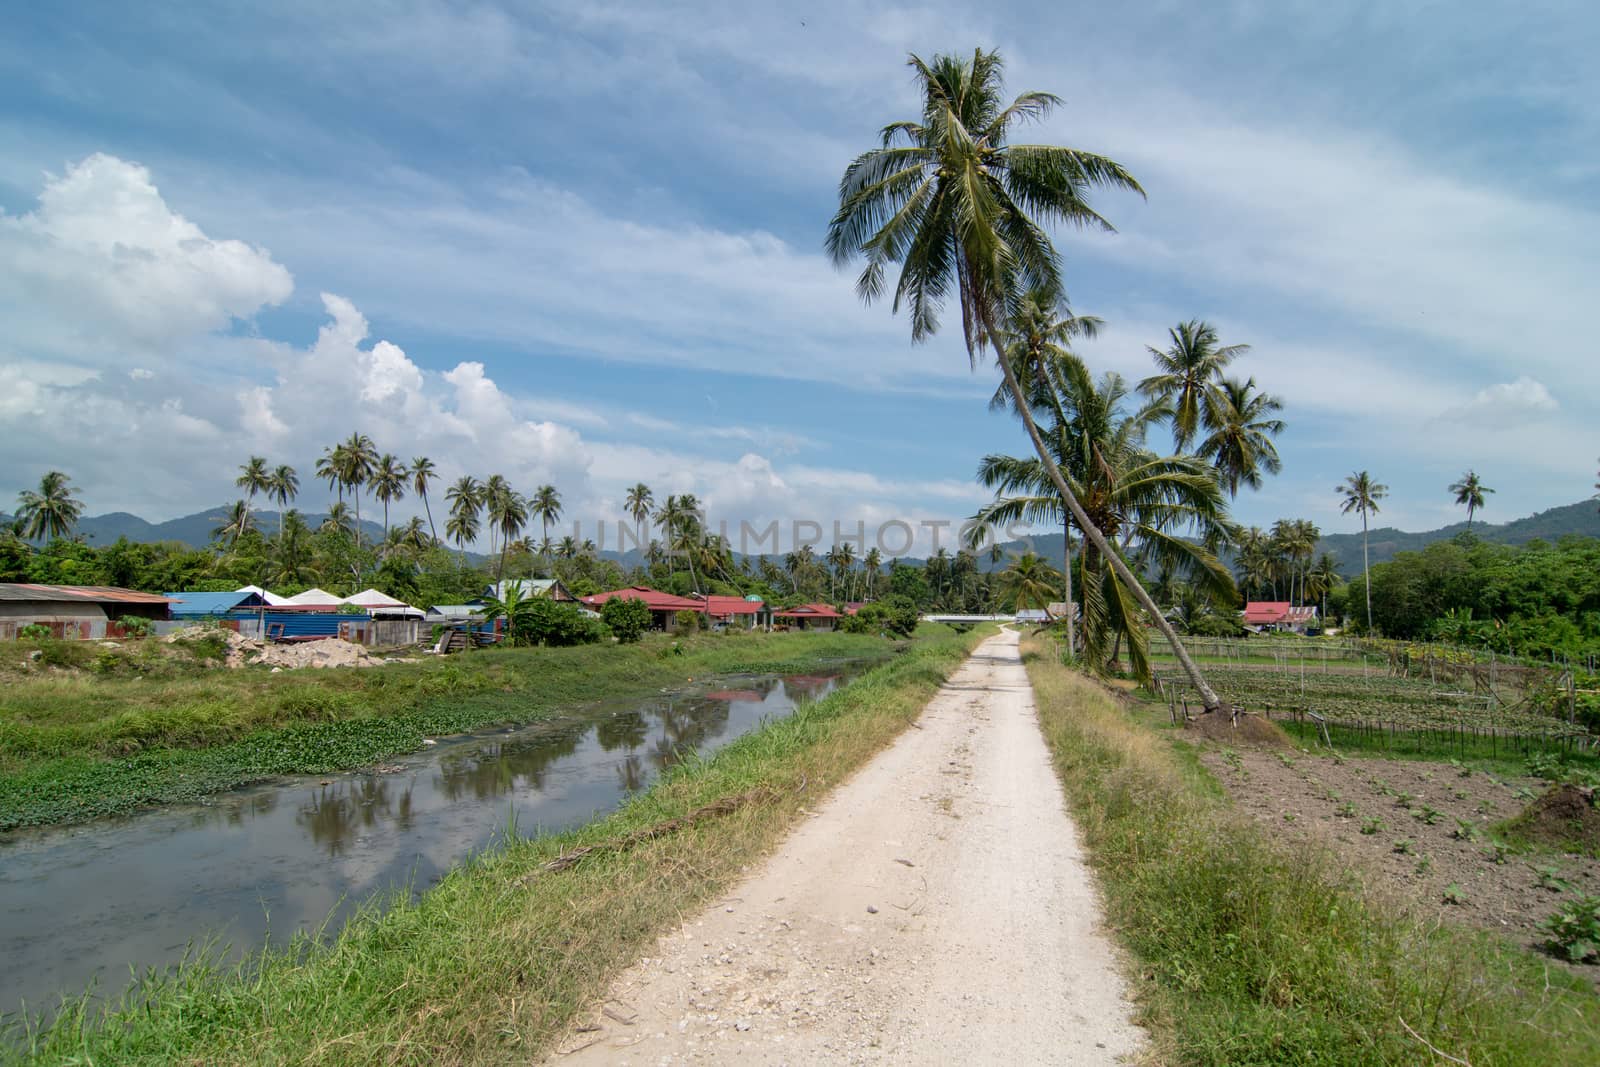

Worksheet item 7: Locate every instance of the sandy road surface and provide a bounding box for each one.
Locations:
[548,630,1144,1065]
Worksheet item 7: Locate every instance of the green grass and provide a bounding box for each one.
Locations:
[7,626,987,1064]
[1270,717,1600,780]
[1023,640,1600,1066]
[0,630,907,830]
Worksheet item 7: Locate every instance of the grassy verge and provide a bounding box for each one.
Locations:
[1022,640,1600,1065]
[9,624,986,1064]
[0,630,907,830]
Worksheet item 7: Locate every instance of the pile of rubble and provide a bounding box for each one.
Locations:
[164,626,393,670]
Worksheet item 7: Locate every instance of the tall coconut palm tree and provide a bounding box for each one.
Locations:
[445,475,482,563]
[1306,552,1341,625]
[827,48,1222,709]
[1338,470,1388,633]
[411,457,439,544]
[370,454,407,539]
[531,485,562,569]
[315,447,342,506]
[270,510,317,587]
[1138,321,1249,452]
[235,456,271,543]
[15,471,84,541]
[999,552,1061,612]
[625,483,654,551]
[487,486,528,581]
[335,433,377,551]
[862,546,883,600]
[320,501,354,539]
[1233,526,1272,601]
[269,464,298,540]
[480,475,510,560]
[985,286,1099,654]
[1197,376,1284,497]
[973,360,1235,682]
[212,500,253,546]
[1449,470,1493,529]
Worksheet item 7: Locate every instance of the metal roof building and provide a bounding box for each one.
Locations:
[163,590,268,618]
[0,583,173,639]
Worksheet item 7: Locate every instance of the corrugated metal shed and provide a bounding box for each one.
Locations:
[165,591,267,617]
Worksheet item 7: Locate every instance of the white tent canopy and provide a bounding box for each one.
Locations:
[343,588,407,608]
[236,584,292,606]
[282,587,344,606]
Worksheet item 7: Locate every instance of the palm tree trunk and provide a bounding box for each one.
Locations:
[422,492,437,544]
[988,321,1221,710]
[1362,514,1373,633]
[1062,516,1075,660]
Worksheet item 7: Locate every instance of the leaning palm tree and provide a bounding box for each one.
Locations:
[1197,377,1284,498]
[235,456,271,540]
[530,485,562,569]
[1338,471,1388,633]
[999,552,1061,612]
[973,361,1235,682]
[269,464,298,540]
[1449,470,1493,529]
[411,457,439,544]
[15,471,84,541]
[827,48,1222,709]
[370,454,407,539]
[212,500,254,546]
[1138,321,1249,452]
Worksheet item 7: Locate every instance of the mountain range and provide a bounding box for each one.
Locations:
[5,499,1597,578]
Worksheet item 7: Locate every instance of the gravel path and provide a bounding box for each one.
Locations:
[547,630,1145,1065]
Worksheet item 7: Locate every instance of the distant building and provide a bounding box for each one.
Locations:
[164,590,268,619]
[1015,608,1050,625]
[697,594,771,631]
[0,583,172,640]
[773,603,841,631]
[582,586,704,630]
[482,578,578,603]
[1242,601,1319,633]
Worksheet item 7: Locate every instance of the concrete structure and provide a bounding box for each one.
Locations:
[0,583,173,640]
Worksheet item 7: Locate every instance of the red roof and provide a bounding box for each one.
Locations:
[702,595,765,617]
[1243,602,1318,625]
[774,602,841,619]
[582,586,704,612]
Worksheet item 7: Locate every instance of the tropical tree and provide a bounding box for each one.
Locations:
[15,471,84,541]
[411,457,439,543]
[1197,376,1284,497]
[269,464,299,539]
[1138,321,1249,451]
[445,475,482,563]
[973,361,1235,681]
[531,485,562,569]
[320,501,354,539]
[270,510,318,586]
[998,552,1060,612]
[212,500,254,546]
[370,454,407,538]
[480,475,510,559]
[235,456,271,542]
[315,447,342,506]
[862,546,883,600]
[487,484,529,580]
[827,48,1224,709]
[1338,470,1389,633]
[1306,552,1341,624]
[1449,470,1493,529]
[625,483,654,549]
[335,433,378,551]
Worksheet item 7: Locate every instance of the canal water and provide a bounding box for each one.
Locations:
[0,667,862,1020]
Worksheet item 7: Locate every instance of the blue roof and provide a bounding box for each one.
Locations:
[163,590,265,616]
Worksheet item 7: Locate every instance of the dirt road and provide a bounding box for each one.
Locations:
[549,630,1144,1064]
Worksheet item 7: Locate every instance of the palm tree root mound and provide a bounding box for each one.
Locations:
[1506,785,1600,855]
[1184,709,1291,746]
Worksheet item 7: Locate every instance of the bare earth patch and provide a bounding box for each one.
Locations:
[1199,746,1600,970]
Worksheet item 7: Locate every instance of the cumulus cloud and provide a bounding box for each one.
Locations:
[0,154,292,360]
[1439,376,1559,425]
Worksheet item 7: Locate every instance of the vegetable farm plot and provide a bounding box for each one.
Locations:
[1155,665,1597,759]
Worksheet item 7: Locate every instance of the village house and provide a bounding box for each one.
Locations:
[0,583,173,640]
[1242,601,1320,634]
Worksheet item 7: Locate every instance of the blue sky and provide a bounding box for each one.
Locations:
[1,1,1595,554]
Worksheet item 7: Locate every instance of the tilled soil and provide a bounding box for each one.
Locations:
[1200,746,1600,957]
[545,630,1145,1065]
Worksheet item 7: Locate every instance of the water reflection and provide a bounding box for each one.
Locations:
[0,668,861,1020]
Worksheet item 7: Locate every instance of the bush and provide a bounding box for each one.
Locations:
[673,609,702,634]
[1543,895,1600,963]
[602,597,652,643]
[841,595,919,638]
[115,615,154,638]
[18,623,51,640]
[510,600,607,648]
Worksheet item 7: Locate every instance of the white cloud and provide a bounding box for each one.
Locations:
[0,153,292,360]
[1439,376,1559,425]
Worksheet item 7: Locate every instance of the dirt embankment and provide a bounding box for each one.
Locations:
[163,626,408,670]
